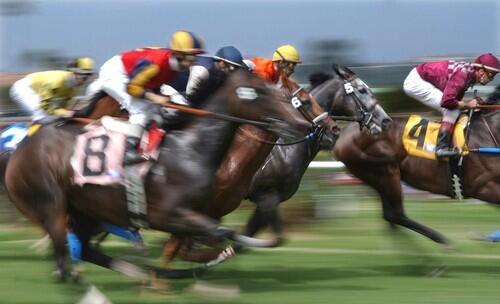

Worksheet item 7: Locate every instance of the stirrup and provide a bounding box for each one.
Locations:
[435,147,459,158]
[123,152,150,166]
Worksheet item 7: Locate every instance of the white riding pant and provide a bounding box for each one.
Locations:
[403,68,459,124]
[9,77,46,121]
[87,56,187,129]
[88,55,151,128]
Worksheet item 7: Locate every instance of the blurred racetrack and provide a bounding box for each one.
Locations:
[1,174,500,303]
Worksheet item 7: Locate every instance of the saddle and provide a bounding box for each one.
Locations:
[402,114,469,160]
[402,114,471,200]
[71,117,164,186]
[71,117,165,228]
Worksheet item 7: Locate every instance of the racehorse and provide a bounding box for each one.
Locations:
[166,66,392,262]
[244,66,392,240]
[330,84,500,246]
[0,93,125,187]
[161,74,339,262]
[4,71,312,281]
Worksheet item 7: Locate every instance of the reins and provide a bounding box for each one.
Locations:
[239,125,319,146]
[160,101,273,128]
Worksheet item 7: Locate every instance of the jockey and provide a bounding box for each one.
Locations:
[186,45,246,104]
[403,53,500,158]
[244,44,301,86]
[89,30,205,164]
[9,57,95,123]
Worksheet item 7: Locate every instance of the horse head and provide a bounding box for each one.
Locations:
[279,75,340,146]
[312,65,392,136]
[222,71,312,140]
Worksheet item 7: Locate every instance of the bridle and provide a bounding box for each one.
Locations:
[328,65,379,131]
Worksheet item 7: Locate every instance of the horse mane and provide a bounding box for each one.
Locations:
[309,72,333,91]
[485,85,500,104]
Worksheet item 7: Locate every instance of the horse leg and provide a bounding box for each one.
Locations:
[246,192,283,242]
[162,235,185,268]
[470,180,500,205]
[44,209,71,282]
[349,164,449,245]
[70,217,149,281]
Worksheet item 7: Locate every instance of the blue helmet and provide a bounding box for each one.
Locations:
[213,46,245,68]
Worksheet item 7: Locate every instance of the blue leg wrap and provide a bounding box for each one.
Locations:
[486,230,500,242]
[103,224,143,243]
[66,232,82,263]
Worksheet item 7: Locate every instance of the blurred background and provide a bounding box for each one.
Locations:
[1,1,500,303]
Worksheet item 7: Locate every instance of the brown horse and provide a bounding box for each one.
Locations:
[244,67,392,241]
[161,75,339,262]
[332,85,500,246]
[166,66,392,263]
[4,71,311,281]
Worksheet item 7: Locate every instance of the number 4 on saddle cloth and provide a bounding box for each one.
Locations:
[402,114,469,161]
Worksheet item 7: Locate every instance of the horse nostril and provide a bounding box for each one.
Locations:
[381,118,392,130]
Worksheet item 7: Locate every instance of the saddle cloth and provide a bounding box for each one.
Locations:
[71,123,164,186]
[402,114,468,160]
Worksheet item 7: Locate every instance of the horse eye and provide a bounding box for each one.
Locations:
[358,88,368,94]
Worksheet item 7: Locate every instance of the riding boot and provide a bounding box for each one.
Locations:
[435,121,458,158]
[123,135,146,165]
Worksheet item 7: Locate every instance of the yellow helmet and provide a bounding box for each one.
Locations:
[272,44,301,63]
[169,31,205,55]
[67,57,95,74]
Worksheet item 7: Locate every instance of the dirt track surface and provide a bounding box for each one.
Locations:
[0,73,27,86]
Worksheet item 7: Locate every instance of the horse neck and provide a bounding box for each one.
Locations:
[470,111,500,146]
[311,78,340,115]
[164,96,240,170]
[277,139,321,172]
[87,95,126,120]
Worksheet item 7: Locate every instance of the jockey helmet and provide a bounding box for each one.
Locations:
[67,57,95,74]
[169,31,205,55]
[213,46,245,68]
[272,44,301,63]
[474,53,500,73]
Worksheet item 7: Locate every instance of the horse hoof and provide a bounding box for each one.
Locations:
[151,266,206,279]
[440,243,456,253]
[427,265,448,277]
[70,270,81,283]
[110,260,148,281]
[52,269,67,283]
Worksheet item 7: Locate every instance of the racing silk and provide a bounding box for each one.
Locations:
[121,48,177,98]
[28,70,76,115]
[186,56,226,104]
[247,57,280,84]
[416,60,477,109]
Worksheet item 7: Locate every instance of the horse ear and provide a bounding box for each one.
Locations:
[343,66,356,78]
[332,64,356,80]
[332,64,342,77]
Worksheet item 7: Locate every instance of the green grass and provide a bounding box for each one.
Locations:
[1,197,500,303]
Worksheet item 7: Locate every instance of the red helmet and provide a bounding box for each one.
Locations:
[474,53,500,73]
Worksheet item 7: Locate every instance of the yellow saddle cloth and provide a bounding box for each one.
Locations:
[402,115,468,160]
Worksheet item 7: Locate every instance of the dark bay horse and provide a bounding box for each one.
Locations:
[244,66,392,240]
[331,85,500,246]
[0,93,126,187]
[161,75,339,262]
[167,66,392,262]
[4,71,311,281]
